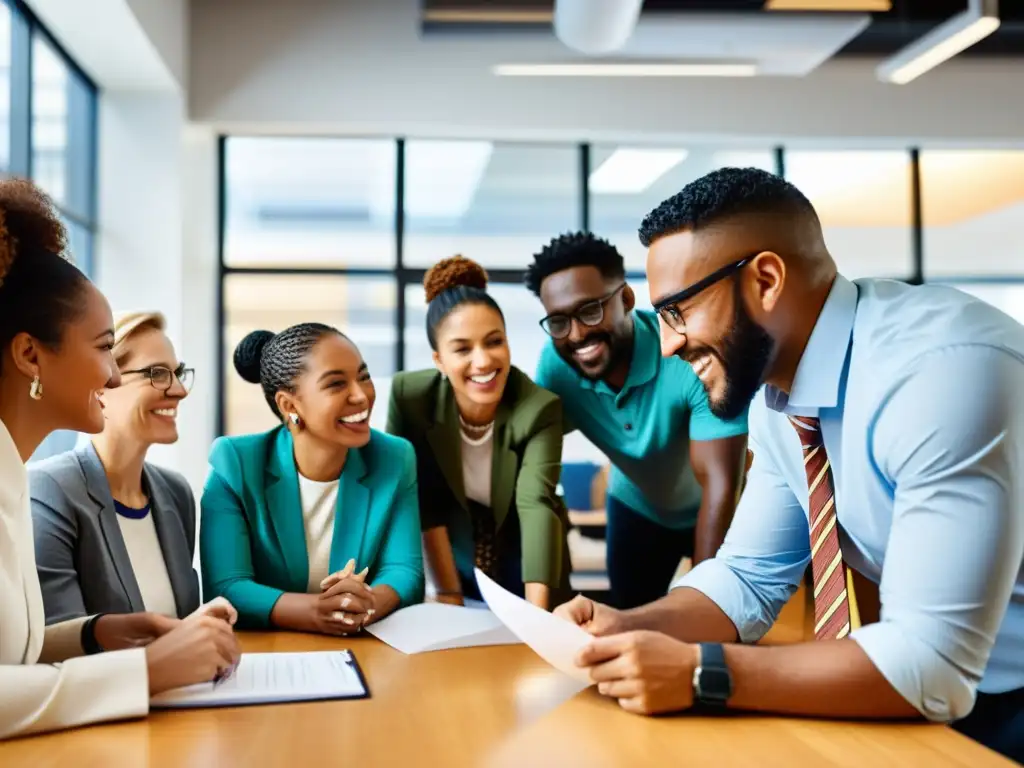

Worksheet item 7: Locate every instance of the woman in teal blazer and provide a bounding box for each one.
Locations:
[201,323,423,633]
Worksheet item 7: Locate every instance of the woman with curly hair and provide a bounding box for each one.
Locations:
[0,178,239,739]
[387,256,571,610]
[200,323,423,633]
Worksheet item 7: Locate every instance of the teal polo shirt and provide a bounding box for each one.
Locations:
[535,310,748,529]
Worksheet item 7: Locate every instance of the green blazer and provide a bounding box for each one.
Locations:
[386,366,569,588]
[200,426,424,629]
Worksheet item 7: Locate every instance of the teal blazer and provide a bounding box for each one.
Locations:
[200,426,424,629]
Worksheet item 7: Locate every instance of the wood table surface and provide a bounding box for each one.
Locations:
[0,631,1015,768]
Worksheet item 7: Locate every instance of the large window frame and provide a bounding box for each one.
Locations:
[215,138,788,436]
[219,139,1024,436]
[2,0,99,276]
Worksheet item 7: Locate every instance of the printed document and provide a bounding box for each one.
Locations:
[150,651,368,709]
[366,602,520,654]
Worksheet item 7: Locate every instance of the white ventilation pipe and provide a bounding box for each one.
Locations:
[553,0,644,55]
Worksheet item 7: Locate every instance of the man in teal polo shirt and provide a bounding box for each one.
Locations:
[527,232,748,609]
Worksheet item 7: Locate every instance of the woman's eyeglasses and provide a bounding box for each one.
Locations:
[539,284,626,340]
[121,363,195,393]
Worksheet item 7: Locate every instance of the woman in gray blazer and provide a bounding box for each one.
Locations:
[30,311,201,622]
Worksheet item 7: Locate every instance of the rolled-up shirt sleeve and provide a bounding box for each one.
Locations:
[852,346,1024,723]
[673,426,810,643]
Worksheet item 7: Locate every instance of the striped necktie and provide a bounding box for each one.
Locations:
[788,415,859,640]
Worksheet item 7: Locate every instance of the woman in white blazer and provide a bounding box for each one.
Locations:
[0,179,241,740]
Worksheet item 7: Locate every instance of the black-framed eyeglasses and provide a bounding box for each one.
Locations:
[539,283,626,340]
[121,363,195,393]
[653,257,752,334]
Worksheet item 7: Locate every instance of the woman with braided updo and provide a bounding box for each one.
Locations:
[387,256,571,610]
[200,323,423,633]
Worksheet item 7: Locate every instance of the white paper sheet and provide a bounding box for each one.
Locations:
[366,602,521,654]
[474,568,594,683]
[150,651,367,709]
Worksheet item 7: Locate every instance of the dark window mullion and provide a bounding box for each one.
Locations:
[8,4,31,177]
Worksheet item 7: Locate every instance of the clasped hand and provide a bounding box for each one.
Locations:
[555,595,699,715]
[314,559,376,635]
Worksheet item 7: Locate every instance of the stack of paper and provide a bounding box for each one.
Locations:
[366,602,521,654]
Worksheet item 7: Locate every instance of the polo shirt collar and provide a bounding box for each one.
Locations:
[764,274,857,413]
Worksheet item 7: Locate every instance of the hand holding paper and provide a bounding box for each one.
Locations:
[474,568,594,684]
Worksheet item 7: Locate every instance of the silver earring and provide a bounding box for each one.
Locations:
[29,376,43,401]
[290,413,300,426]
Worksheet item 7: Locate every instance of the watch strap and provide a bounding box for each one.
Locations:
[693,642,732,709]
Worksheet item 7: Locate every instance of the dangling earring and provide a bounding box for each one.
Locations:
[29,375,43,401]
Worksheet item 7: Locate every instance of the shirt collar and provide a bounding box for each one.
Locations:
[764,275,857,413]
[578,312,658,395]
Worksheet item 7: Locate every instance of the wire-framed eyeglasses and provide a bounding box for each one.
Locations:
[120,363,195,393]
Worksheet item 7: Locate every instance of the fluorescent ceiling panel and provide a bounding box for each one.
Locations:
[590,148,689,194]
[766,0,890,10]
[877,0,1000,84]
[493,63,757,77]
[403,140,494,219]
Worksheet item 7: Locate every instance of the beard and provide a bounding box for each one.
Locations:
[558,329,631,381]
[691,283,774,421]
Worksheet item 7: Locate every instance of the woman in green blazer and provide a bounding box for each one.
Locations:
[201,323,423,632]
[388,256,570,611]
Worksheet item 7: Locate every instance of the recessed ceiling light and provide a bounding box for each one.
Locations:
[492,63,758,77]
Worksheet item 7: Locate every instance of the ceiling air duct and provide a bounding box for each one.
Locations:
[553,0,644,55]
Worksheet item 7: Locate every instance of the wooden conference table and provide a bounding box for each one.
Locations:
[1,632,1015,768]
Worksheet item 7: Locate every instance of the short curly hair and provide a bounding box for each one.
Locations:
[525,231,625,296]
[638,167,814,248]
[423,255,504,350]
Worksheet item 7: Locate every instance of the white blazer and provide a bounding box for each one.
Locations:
[0,420,148,740]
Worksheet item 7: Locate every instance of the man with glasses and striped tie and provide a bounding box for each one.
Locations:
[555,168,1024,763]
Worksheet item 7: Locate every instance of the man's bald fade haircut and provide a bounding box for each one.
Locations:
[638,167,820,249]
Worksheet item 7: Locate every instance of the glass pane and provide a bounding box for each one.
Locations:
[0,4,11,171]
[590,146,776,271]
[65,218,93,276]
[922,151,1024,278]
[31,36,67,204]
[403,141,579,269]
[224,137,396,268]
[784,150,913,280]
[937,283,1024,326]
[223,274,396,435]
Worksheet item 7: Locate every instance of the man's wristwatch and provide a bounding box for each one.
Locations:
[692,643,733,709]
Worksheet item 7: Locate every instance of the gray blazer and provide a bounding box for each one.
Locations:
[29,443,201,622]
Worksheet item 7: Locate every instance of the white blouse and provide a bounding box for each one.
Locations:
[0,421,148,739]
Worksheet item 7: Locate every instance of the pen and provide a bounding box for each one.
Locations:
[213,661,238,688]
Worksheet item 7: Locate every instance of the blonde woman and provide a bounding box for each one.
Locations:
[30,311,201,621]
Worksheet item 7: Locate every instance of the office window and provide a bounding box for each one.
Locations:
[921,151,1024,278]
[223,274,397,436]
[590,146,776,270]
[785,150,913,280]
[0,4,11,171]
[403,141,579,269]
[223,137,397,269]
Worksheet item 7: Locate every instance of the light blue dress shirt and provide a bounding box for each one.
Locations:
[676,275,1024,723]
